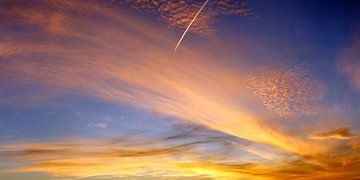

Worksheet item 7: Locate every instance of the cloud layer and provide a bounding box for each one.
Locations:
[117,0,251,35]
[1,0,316,156]
[0,0,359,179]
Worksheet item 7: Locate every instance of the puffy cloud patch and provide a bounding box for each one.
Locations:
[246,65,326,117]
[117,0,251,35]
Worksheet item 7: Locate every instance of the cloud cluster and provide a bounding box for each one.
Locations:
[246,65,326,117]
[117,0,251,35]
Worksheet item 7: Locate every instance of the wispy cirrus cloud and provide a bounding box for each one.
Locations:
[87,122,108,129]
[0,43,26,58]
[1,127,360,179]
[339,32,360,91]
[0,0,328,156]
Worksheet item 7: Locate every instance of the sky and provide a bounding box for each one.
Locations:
[0,0,359,179]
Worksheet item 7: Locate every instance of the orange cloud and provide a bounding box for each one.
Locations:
[310,127,357,140]
[0,127,278,179]
[1,134,360,179]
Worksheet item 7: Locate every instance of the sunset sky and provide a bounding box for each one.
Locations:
[0,0,359,179]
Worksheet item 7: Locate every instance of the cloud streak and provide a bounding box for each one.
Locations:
[310,127,357,140]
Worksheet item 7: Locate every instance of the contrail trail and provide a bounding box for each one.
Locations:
[174,0,210,51]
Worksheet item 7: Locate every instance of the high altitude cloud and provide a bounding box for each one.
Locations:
[310,127,357,140]
[117,0,251,35]
[1,0,321,157]
[339,32,360,90]
[1,0,358,179]
[246,65,326,117]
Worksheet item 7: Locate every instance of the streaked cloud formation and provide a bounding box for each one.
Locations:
[1,0,325,157]
[1,126,360,179]
[0,125,281,179]
[0,0,359,179]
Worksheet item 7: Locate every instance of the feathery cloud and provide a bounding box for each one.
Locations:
[0,0,328,157]
[339,32,360,91]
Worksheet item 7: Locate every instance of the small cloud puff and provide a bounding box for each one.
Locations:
[87,122,108,129]
[310,127,357,140]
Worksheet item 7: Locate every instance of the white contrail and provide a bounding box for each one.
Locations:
[174,0,210,51]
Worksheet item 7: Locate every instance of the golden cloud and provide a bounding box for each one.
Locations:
[310,127,357,140]
[1,133,360,179]
[0,125,279,179]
